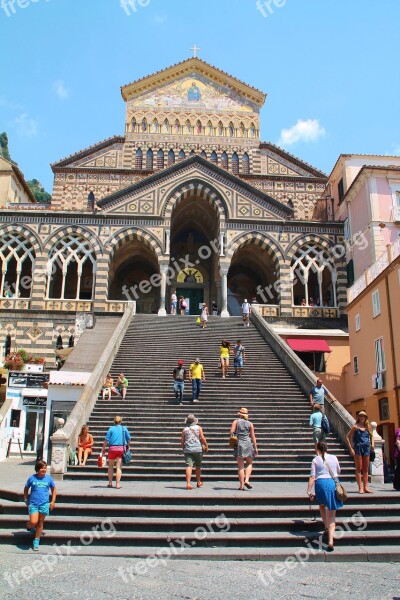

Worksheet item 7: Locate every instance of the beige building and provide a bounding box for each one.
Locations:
[346,237,400,461]
[0,156,36,208]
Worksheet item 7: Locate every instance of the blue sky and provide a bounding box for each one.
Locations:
[1,0,400,192]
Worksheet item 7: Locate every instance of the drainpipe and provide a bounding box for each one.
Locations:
[385,268,400,428]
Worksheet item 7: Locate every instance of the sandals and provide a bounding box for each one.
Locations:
[244,482,252,489]
[186,484,192,490]
[107,484,113,488]
[327,544,334,552]
[197,482,203,488]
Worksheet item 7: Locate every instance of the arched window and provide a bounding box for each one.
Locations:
[168,149,175,166]
[239,122,245,138]
[200,150,207,159]
[4,334,11,357]
[185,120,191,134]
[228,122,235,137]
[232,152,239,174]
[221,151,228,170]
[141,118,148,132]
[56,335,63,350]
[135,148,143,170]
[146,148,153,169]
[190,149,196,155]
[87,191,95,211]
[210,151,218,165]
[196,120,202,134]
[218,121,224,136]
[174,119,181,134]
[131,117,137,133]
[157,149,164,170]
[207,121,213,135]
[249,123,256,138]
[178,149,186,161]
[287,199,294,210]
[152,119,159,133]
[46,235,96,301]
[291,244,337,308]
[0,232,35,298]
[163,118,170,134]
[242,153,250,174]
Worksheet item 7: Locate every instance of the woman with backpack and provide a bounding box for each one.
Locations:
[181,414,208,490]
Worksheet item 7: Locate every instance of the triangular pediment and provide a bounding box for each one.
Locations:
[96,156,293,221]
[260,143,327,178]
[51,136,125,169]
[121,58,266,109]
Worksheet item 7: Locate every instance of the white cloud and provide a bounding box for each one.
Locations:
[53,80,70,99]
[278,118,326,146]
[13,113,38,137]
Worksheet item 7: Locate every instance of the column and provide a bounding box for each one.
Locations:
[158,264,168,316]
[165,230,170,255]
[219,232,225,256]
[219,264,230,318]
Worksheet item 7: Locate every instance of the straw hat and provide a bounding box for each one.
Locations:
[238,407,249,417]
[185,414,198,426]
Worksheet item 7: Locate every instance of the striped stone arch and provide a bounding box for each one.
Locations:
[105,227,163,261]
[285,234,336,262]
[163,179,228,222]
[0,224,42,254]
[43,226,102,255]
[225,231,284,270]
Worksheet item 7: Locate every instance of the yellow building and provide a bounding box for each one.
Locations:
[346,238,400,462]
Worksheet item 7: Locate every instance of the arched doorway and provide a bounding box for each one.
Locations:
[227,241,280,315]
[108,236,160,313]
[290,244,337,307]
[169,188,221,315]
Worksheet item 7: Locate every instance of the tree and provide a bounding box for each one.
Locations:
[27,179,52,203]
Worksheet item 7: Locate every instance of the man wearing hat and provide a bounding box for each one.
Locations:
[241,298,251,327]
[172,360,187,405]
[189,358,205,403]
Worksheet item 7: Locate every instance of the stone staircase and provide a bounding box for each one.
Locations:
[64,314,354,482]
[1,315,399,559]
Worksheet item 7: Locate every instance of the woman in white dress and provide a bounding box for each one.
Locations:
[200,303,209,329]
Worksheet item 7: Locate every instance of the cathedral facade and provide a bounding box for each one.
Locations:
[0,58,346,360]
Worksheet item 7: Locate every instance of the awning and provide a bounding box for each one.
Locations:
[287,338,331,353]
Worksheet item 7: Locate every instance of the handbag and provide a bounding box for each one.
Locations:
[324,459,347,502]
[97,454,107,468]
[121,426,132,465]
[196,317,201,324]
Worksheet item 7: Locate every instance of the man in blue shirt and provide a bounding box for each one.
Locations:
[309,378,327,414]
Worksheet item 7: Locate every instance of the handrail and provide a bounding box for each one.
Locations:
[50,303,135,477]
[251,308,384,483]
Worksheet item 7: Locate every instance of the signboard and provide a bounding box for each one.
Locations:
[8,371,49,388]
[23,396,47,408]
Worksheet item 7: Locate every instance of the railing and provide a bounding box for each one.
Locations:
[0,298,30,310]
[254,304,280,317]
[250,307,384,483]
[348,236,400,304]
[292,306,339,318]
[50,302,135,478]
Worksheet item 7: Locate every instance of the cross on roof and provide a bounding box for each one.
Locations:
[190,44,200,58]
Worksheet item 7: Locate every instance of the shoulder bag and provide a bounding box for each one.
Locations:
[121,427,132,465]
[324,458,347,502]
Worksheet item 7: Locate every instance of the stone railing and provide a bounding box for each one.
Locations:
[0,298,31,310]
[251,307,384,483]
[292,306,339,319]
[348,236,400,304]
[50,302,135,478]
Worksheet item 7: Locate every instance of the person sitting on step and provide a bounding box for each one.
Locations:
[102,373,113,401]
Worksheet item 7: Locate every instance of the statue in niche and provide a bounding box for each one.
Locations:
[188,82,201,102]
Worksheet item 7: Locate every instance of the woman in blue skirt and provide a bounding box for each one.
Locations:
[307,441,343,551]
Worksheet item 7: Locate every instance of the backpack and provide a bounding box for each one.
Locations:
[321,414,330,435]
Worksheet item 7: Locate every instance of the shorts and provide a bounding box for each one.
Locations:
[29,503,49,516]
[234,357,243,368]
[108,449,124,460]
[184,452,202,467]
[355,443,370,456]
[312,427,325,444]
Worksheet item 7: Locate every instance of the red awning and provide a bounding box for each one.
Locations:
[287,338,331,353]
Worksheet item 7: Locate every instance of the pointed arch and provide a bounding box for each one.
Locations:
[185,119,191,134]
[228,122,235,137]
[163,179,228,223]
[232,152,239,175]
[178,149,186,161]
[196,120,202,135]
[200,150,207,159]
[218,121,224,136]
[221,151,228,170]
[210,151,218,165]
[174,119,181,134]
[157,149,164,170]
[152,118,159,133]
[146,148,153,170]
[242,152,250,174]
[168,149,175,166]
[135,148,143,170]
[163,118,170,134]
[141,118,148,132]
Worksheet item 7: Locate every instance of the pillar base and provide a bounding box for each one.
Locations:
[220,309,230,318]
[158,308,167,316]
